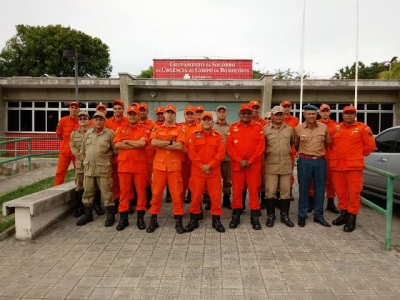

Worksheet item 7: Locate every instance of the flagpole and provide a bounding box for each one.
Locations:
[299,0,306,123]
[354,0,359,109]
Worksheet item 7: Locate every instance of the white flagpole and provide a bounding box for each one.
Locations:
[354,0,359,109]
[299,0,306,123]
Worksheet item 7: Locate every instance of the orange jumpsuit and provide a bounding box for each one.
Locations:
[310,118,338,198]
[113,124,149,212]
[149,123,186,216]
[187,129,225,216]
[54,116,79,185]
[330,122,376,214]
[283,115,299,185]
[227,121,265,210]
[253,117,268,128]
[105,116,128,200]
[139,119,156,186]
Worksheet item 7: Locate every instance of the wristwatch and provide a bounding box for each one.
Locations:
[169,140,173,145]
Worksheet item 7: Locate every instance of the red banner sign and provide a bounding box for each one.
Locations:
[153,59,253,79]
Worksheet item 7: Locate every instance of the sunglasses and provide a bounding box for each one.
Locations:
[78,117,88,121]
[196,110,204,114]
[283,105,291,108]
[240,111,252,116]
[156,112,164,115]
[185,112,195,115]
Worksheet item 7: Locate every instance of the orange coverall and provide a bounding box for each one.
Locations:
[113,123,149,212]
[139,119,156,186]
[330,122,376,214]
[283,115,299,185]
[149,124,186,216]
[187,129,225,216]
[227,121,265,210]
[105,116,128,200]
[54,116,79,185]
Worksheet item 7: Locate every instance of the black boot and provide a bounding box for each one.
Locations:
[77,206,93,226]
[229,209,241,229]
[259,192,266,209]
[326,198,340,214]
[74,190,84,217]
[105,206,116,227]
[212,215,225,233]
[175,216,185,234]
[165,188,172,203]
[242,190,247,211]
[184,190,191,204]
[250,210,262,230]
[222,194,231,209]
[93,190,105,215]
[332,210,348,226]
[116,211,129,231]
[198,204,204,220]
[280,199,294,227]
[114,198,120,212]
[145,187,152,210]
[128,200,135,214]
[146,215,159,233]
[136,210,146,230]
[307,196,314,213]
[343,213,357,232]
[184,213,199,232]
[265,198,276,227]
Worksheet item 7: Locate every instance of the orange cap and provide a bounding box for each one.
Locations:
[69,101,79,107]
[138,103,148,111]
[165,104,177,112]
[154,106,165,114]
[195,105,204,112]
[130,102,139,107]
[319,104,331,111]
[112,99,125,107]
[127,106,139,114]
[96,102,107,110]
[201,112,213,120]
[281,100,291,107]
[184,105,196,113]
[239,104,253,112]
[249,100,260,108]
[343,106,357,113]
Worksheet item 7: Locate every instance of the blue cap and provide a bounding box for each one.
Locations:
[303,104,318,111]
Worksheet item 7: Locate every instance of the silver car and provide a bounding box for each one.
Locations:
[363,126,400,204]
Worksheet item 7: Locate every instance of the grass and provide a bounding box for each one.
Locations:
[0,169,75,234]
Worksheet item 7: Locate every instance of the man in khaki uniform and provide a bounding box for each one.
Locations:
[77,112,116,227]
[263,106,295,227]
[213,105,232,209]
[70,110,91,217]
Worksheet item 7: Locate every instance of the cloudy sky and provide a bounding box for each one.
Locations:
[1,0,399,78]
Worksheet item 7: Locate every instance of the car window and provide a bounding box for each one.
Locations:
[375,129,399,153]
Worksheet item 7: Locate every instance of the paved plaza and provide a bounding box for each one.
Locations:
[1,166,400,299]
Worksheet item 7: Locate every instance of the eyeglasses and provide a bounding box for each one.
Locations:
[93,118,105,121]
[321,109,330,112]
[185,112,195,115]
[78,117,88,121]
[240,111,252,116]
[283,105,291,108]
[156,112,164,115]
[165,111,175,114]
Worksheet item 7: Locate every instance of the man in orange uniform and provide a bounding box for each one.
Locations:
[105,100,128,211]
[54,101,80,186]
[154,107,165,125]
[330,106,375,232]
[227,104,265,230]
[114,106,149,231]
[180,105,201,204]
[138,103,156,208]
[185,112,226,233]
[195,106,204,122]
[309,104,340,214]
[89,103,108,126]
[281,100,299,189]
[146,104,186,234]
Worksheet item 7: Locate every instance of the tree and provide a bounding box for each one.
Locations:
[0,24,112,77]
[333,61,388,79]
[273,68,311,80]
[252,69,264,79]
[378,62,400,80]
[137,66,153,78]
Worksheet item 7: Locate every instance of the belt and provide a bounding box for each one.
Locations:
[298,154,324,160]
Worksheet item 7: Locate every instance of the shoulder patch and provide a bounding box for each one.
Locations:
[151,128,156,132]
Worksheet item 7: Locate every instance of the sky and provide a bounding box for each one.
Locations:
[1,0,399,78]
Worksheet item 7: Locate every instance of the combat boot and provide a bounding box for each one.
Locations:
[136,210,146,230]
[229,209,241,229]
[212,215,225,233]
[242,190,247,211]
[222,194,231,209]
[105,206,116,227]
[114,198,120,212]
[343,213,357,232]
[332,210,348,226]
[184,213,199,232]
[93,190,105,215]
[265,198,276,227]
[74,190,84,217]
[259,192,266,209]
[326,198,340,214]
[116,211,129,231]
[280,199,294,227]
[128,200,135,214]
[146,215,159,233]
[175,215,185,234]
[77,207,93,226]
[145,187,152,210]
[198,204,204,220]
[250,210,262,230]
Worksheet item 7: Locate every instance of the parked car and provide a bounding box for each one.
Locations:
[363,126,400,204]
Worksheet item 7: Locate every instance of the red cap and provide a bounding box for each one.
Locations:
[184,105,196,113]
[96,103,107,110]
[138,103,148,111]
[343,106,357,113]
[127,106,139,114]
[249,100,260,108]
[195,105,204,112]
[130,102,139,107]
[239,104,253,112]
[319,104,331,111]
[69,101,79,107]
[201,112,213,120]
[281,100,292,107]
[112,99,125,107]
[154,107,165,114]
[165,104,177,112]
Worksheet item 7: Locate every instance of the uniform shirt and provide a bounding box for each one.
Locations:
[80,127,115,177]
[330,121,376,171]
[213,120,231,161]
[105,116,128,133]
[227,121,265,171]
[180,122,202,163]
[318,118,338,157]
[263,123,294,175]
[56,116,79,154]
[253,117,268,128]
[70,127,88,173]
[294,122,330,157]
[150,123,185,172]
[283,115,299,130]
[113,123,149,173]
[139,118,156,164]
[188,129,225,177]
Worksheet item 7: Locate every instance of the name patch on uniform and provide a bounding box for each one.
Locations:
[234,139,238,144]
[196,132,202,139]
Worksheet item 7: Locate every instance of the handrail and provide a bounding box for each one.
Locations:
[362,164,400,250]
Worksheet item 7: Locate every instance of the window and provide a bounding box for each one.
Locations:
[375,129,399,153]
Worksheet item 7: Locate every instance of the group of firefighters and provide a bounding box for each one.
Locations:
[54,98,376,234]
